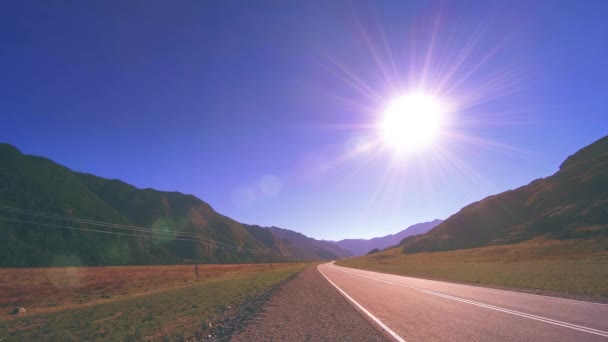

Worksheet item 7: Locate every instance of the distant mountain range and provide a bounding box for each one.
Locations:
[8,134,602,267]
[329,219,443,256]
[268,226,355,260]
[400,135,608,253]
[0,143,351,266]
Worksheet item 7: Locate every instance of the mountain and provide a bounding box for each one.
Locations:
[331,219,443,256]
[268,227,352,260]
[0,143,350,266]
[400,135,608,253]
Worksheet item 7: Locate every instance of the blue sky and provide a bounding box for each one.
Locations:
[1,1,607,240]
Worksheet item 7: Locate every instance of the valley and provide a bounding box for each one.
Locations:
[337,238,608,300]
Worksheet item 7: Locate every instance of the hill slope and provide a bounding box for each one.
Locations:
[400,135,608,253]
[331,219,442,256]
[268,226,352,260]
[0,143,350,266]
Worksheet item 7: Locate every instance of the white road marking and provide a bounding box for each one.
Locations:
[330,264,608,338]
[336,263,608,306]
[317,265,406,342]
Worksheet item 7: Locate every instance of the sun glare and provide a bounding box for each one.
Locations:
[380,93,446,152]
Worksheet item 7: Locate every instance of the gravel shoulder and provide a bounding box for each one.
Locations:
[231,266,387,341]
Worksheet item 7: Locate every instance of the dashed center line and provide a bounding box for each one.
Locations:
[329,264,608,338]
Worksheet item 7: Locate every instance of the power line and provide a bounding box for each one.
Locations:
[0,205,271,254]
[0,215,269,255]
[0,206,203,241]
[0,205,272,255]
[0,205,255,251]
[0,217,194,242]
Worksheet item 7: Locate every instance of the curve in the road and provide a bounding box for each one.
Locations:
[333,266,608,338]
[318,262,608,342]
[318,265,406,342]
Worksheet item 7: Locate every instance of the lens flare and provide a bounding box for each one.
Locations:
[302,6,527,213]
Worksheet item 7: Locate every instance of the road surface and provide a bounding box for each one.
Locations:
[232,266,385,341]
[318,262,608,342]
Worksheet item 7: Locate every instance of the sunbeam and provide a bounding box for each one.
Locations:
[307,7,529,214]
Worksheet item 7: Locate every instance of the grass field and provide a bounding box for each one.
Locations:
[336,238,608,300]
[0,263,309,341]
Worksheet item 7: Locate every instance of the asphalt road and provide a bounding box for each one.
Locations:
[318,262,608,342]
[231,266,385,341]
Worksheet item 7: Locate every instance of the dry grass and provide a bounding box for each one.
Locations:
[0,263,310,341]
[0,263,300,319]
[337,238,608,300]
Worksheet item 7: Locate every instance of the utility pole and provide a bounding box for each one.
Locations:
[193,240,198,281]
[142,238,148,266]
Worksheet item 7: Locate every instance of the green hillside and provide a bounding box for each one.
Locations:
[0,143,350,266]
[337,136,608,298]
[400,135,608,253]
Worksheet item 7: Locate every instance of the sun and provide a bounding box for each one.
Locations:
[379,93,446,152]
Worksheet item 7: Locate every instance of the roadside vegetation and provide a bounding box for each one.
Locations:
[337,238,608,300]
[0,263,309,340]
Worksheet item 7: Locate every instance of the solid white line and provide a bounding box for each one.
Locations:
[331,265,608,338]
[317,265,406,342]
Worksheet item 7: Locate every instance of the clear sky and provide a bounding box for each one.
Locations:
[1,1,607,240]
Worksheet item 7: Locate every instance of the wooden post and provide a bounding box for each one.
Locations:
[194,240,198,281]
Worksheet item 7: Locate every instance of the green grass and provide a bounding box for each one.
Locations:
[336,238,608,299]
[0,263,309,341]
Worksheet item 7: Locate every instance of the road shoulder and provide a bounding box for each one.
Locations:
[230,266,387,341]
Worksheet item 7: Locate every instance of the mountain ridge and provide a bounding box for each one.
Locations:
[0,143,351,266]
[329,219,443,256]
[399,135,608,253]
